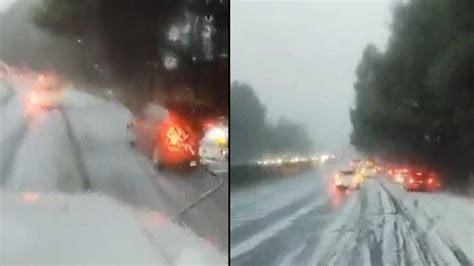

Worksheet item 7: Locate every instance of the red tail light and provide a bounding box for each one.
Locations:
[416,172,422,176]
[427,178,433,184]
[409,178,414,184]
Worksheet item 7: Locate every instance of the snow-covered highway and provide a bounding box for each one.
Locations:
[0,75,227,265]
[231,168,474,266]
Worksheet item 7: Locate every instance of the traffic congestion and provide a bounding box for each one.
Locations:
[332,159,443,192]
[2,63,229,175]
[1,59,229,264]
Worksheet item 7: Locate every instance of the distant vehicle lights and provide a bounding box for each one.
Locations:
[255,154,335,166]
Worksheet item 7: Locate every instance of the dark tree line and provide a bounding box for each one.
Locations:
[351,0,474,186]
[0,0,228,114]
[231,82,314,164]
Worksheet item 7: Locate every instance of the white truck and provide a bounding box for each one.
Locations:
[199,121,228,174]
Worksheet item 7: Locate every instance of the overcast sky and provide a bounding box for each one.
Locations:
[231,0,394,151]
[0,0,16,12]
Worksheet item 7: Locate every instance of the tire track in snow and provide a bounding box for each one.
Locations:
[345,186,372,266]
[0,84,29,183]
[392,218,405,265]
[378,181,472,266]
[330,185,384,266]
[59,108,91,191]
[0,124,28,184]
[379,181,438,265]
[368,188,384,266]
[309,192,361,266]
[231,197,333,266]
[312,187,375,265]
[231,192,316,246]
[314,178,465,266]
[402,192,474,266]
[0,96,29,183]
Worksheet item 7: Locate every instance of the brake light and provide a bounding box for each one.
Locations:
[416,172,422,176]
[428,178,433,184]
[409,178,414,184]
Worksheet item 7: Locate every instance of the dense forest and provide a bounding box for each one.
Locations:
[351,0,474,186]
[231,82,314,164]
[0,0,228,114]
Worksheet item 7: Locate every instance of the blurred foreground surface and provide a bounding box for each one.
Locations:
[0,74,228,265]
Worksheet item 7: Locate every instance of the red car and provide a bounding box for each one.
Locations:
[403,170,441,191]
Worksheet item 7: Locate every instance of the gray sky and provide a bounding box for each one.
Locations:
[0,0,16,12]
[231,0,394,151]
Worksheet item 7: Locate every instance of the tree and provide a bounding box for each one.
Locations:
[351,0,474,186]
[0,0,229,113]
[230,82,268,163]
[231,82,315,164]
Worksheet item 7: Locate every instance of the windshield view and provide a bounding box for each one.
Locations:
[0,0,228,264]
[230,0,474,265]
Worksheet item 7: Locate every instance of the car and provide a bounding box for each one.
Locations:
[128,101,225,171]
[386,167,395,176]
[126,103,199,170]
[393,168,410,184]
[127,103,168,150]
[154,112,200,170]
[358,164,377,178]
[199,122,228,165]
[29,73,64,110]
[333,169,363,190]
[127,118,155,151]
[403,170,441,191]
[198,123,228,175]
[350,159,362,167]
